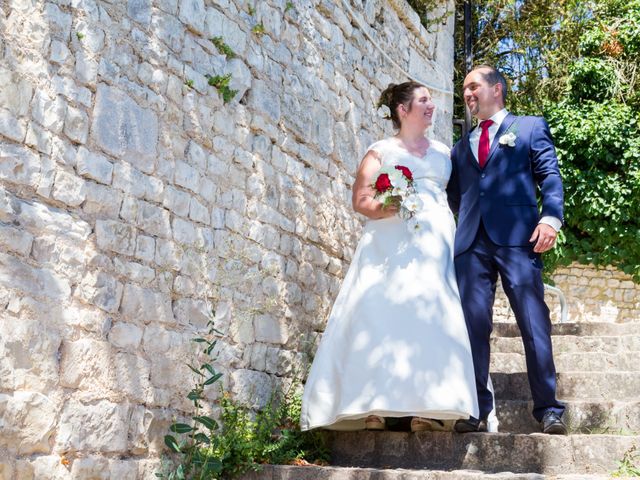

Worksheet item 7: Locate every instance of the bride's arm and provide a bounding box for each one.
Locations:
[351,151,398,220]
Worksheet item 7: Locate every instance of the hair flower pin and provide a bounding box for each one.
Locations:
[377,104,391,119]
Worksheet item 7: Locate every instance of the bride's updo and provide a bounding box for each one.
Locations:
[377,81,426,129]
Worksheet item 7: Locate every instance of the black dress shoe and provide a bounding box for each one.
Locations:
[454,417,487,433]
[541,411,567,435]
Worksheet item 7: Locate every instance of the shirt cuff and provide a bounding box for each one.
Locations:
[539,216,562,232]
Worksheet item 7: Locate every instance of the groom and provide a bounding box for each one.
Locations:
[447,65,567,434]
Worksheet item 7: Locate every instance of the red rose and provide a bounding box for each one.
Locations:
[375,173,391,192]
[395,165,413,180]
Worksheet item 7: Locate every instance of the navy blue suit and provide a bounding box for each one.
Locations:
[447,113,565,422]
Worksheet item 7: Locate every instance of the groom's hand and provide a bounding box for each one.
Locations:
[529,224,557,253]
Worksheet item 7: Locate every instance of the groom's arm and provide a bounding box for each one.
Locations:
[447,144,461,215]
[529,117,564,253]
[530,117,564,223]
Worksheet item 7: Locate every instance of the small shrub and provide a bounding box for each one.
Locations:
[207,74,238,103]
[210,37,236,59]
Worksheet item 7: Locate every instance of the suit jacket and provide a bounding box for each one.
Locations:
[447,113,564,256]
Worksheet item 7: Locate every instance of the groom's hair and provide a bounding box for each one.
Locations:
[475,65,508,104]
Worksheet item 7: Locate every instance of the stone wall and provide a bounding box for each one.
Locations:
[0,0,455,477]
[495,263,640,324]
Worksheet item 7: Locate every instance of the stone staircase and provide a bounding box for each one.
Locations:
[242,320,640,479]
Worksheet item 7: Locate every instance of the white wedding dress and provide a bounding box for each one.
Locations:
[300,138,479,431]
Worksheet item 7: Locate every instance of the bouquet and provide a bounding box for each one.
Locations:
[371,165,423,231]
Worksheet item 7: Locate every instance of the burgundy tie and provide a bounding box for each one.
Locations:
[478,119,494,168]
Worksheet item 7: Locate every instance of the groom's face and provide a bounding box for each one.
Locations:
[463,69,502,120]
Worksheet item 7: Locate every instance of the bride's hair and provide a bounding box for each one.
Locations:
[377,81,426,129]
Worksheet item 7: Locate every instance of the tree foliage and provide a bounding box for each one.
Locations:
[453,0,640,280]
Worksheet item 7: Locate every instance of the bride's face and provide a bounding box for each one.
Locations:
[400,87,435,130]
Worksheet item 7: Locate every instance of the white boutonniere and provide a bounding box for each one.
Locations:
[498,131,517,147]
[377,104,391,119]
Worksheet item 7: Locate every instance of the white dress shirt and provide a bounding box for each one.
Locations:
[470,109,562,232]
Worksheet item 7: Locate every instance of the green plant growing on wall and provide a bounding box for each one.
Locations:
[285,1,294,13]
[210,36,237,59]
[406,0,451,32]
[611,444,640,477]
[247,5,255,15]
[157,315,329,479]
[252,22,266,35]
[76,32,85,40]
[207,74,238,103]
[184,79,194,89]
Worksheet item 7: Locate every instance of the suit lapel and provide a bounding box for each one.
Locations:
[484,113,517,168]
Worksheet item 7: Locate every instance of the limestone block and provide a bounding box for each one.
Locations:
[155,238,182,270]
[75,50,99,85]
[83,182,123,216]
[0,391,58,455]
[135,234,155,263]
[128,0,152,25]
[76,146,113,184]
[205,9,247,56]
[50,39,70,64]
[91,84,158,173]
[0,317,62,391]
[266,347,295,376]
[64,105,89,144]
[250,342,268,371]
[25,122,53,155]
[0,223,33,256]
[0,252,71,300]
[109,459,138,480]
[95,219,137,256]
[52,169,86,206]
[136,200,171,237]
[226,58,252,102]
[254,314,288,344]
[109,322,143,350]
[179,0,206,34]
[142,324,184,355]
[114,258,155,284]
[173,297,211,328]
[163,185,191,217]
[0,68,32,116]
[198,176,216,201]
[55,398,130,453]
[52,75,92,108]
[120,283,175,325]
[43,2,72,39]
[0,108,27,142]
[128,406,173,456]
[230,369,273,409]
[70,457,110,479]
[113,352,152,403]
[0,142,40,188]
[172,216,197,246]
[186,140,207,170]
[189,197,210,224]
[60,339,114,393]
[113,161,151,198]
[247,79,280,123]
[76,271,123,313]
[174,160,200,193]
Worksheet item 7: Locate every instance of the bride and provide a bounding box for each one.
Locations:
[300,81,479,432]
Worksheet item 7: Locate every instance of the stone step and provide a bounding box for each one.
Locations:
[493,322,640,338]
[491,334,640,354]
[494,399,640,434]
[239,465,612,479]
[493,371,640,401]
[490,351,640,373]
[326,431,640,475]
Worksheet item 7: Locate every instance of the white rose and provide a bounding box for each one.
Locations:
[402,194,424,213]
[499,132,517,147]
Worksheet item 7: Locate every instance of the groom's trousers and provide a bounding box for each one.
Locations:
[455,223,565,422]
